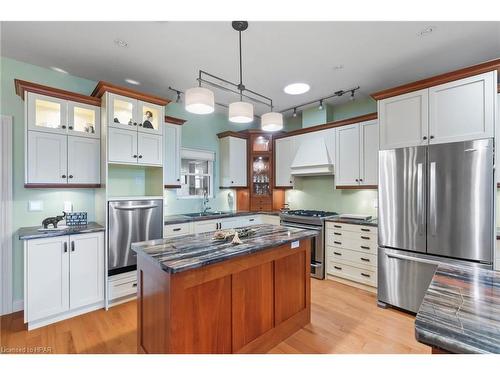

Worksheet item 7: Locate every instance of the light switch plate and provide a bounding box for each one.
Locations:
[63,201,73,212]
[28,201,43,212]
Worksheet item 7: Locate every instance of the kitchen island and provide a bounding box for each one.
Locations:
[131,224,318,354]
[415,264,500,354]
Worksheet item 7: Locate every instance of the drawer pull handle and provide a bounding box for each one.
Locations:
[360,245,370,250]
[334,225,342,228]
[361,236,370,240]
[334,241,342,245]
[173,228,182,232]
[132,283,137,287]
[334,252,342,256]
[249,219,255,222]
[334,232,342,235]
[360,257,370,262]
[361,228,370,232]
[361,273,371,278]
[334,266,342,270]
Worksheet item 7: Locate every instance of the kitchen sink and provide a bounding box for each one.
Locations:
[183,211,228,217]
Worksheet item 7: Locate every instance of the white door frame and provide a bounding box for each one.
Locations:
[1,115,13,315]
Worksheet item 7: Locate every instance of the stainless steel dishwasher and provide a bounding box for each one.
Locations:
[108,199,163,275]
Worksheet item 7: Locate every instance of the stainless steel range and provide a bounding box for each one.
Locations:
[280,210,338,279]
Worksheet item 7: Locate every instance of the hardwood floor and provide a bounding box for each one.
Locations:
[0,279,430,354]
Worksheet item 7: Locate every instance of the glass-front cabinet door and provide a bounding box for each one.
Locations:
[27,92,68,134]
[68,102,100,138]
[108,93,138,130]
[252,156,271,196]
[137,101,163,135]
[252,134,272,152]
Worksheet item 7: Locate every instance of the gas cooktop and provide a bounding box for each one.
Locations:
[282,210,338,218]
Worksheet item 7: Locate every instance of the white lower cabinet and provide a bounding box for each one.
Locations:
[325,221,378,288]
[193,219,219,234]
[164,222,192,238]
[24,232,104,329]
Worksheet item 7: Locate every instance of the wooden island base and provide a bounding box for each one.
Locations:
[136,239,311,354]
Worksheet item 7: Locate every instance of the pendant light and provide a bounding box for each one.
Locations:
[185,87,215,114]
[228,21,253,123]
[261,112,283,132]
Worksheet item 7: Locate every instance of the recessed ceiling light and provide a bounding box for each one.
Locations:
[284,83,310,95]
[333,64,344,70]
[125,78,140,85]
[417,26,436,37]
[50,67,68,74]
[114,38,128,48]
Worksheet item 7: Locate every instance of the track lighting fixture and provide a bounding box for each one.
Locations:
[293,108,297,118]
[318,100,323,110]
[350,90,355,101]
[176,90,182,103]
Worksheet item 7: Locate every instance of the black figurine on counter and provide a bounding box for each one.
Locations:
[42,212,66,229]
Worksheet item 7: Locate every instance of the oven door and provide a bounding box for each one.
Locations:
[281,222,323,279]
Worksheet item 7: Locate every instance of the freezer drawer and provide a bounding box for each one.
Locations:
[377,248,438,313]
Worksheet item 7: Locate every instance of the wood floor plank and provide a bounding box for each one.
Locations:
[0,279,430,354]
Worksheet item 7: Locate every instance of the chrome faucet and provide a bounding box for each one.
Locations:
[202,190,211,213]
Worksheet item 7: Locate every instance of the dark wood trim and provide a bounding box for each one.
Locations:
[336,185,378,190]
[274,186,294,190]
[164,184,181,189]
[24,183,101,189]
[497,183,500,189]
[273,112,378,140]
[497,83,500,93]
[14,79,101,106]
[165,116,187,125]
[431,346,453,354]
[91,81,170,106]
[371,58,500,100]
[217,131,249,139]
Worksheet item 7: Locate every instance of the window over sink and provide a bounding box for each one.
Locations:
[177,148,215,199]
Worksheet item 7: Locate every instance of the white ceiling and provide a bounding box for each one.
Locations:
[1,21,499,115]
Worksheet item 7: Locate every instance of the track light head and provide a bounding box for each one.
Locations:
[350,90,355,101]
[176,91,182,103]
[318,100,323,110]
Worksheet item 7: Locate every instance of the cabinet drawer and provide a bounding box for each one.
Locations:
[164,223,191,238]
[327,261,376,287]
[326,221,376,234]
[327,229,377,243]
[108,274,137,301]
[326,235,377,254]
[327,246,377,269]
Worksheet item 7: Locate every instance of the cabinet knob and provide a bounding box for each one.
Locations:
[68,175,73,179]
[138,123,143,127]
[359,178,363,182]
[133,155,138,158]
[423,136,427,140]
[138,155,143,159]
[133,122,137,126]
[231,181,234,184]
[176,178,180,182]
[355,178,359,182]
[61,174,67,178]
[68,126,73,130]
[430,135,435,139]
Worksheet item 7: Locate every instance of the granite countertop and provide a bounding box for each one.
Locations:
[164,210,281,225]
[325,216,378,227]
[132,224,318,274]
[19,222,105,240]
[415,264,500,354]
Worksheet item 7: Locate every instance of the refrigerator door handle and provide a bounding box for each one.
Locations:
[429,161,437,236]
[417,163,424,234]
[385,251,439,267]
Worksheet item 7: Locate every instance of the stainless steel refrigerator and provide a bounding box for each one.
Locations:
[378,139,494,313]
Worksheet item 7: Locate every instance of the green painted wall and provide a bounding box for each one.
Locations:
[331,97,377,121]
[302,103,334,127]
[1,57,99,301]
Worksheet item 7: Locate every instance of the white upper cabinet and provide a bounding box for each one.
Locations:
[27,92,68,135]
[275,137,295,187]
[378,89,429,150]
[164,123,182,187]
[335,124,360,186]
[67,102,100,139]
[108,127,138,164]
[378,71,497,150]
[219,136,247,187]
[428,71,496,144]
[27,131,68,184]
[26,236,69,322]
[138,132,163,165]
[108,93,138,130]
[67,136,100,184]
[137,101,163,135]
[359,120,379,186]
[69,232,104,310]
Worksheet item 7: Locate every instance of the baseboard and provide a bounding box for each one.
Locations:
[12,299,23,313]
[326,275,377,294]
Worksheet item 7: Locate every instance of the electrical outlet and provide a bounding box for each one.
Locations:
[28,201,43,212]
